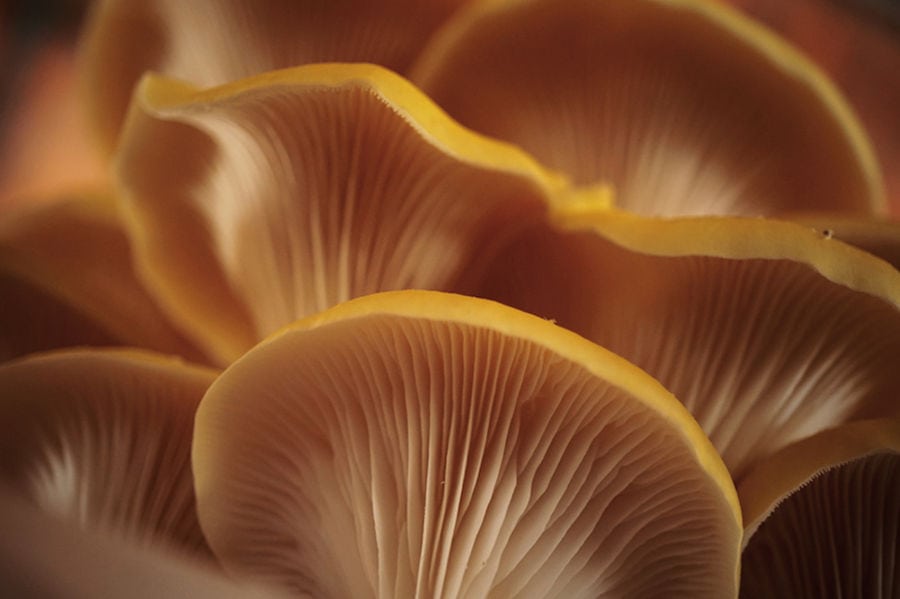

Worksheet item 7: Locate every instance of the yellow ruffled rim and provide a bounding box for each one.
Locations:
[118,63,585,363]
[134,63,571,198]
[553,207,900,309]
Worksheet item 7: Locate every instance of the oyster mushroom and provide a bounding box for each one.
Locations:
[115,63,573,363]
[193,290,742,598]
[411,0,883,217]
[788,214,900,270]
[0,349,216,556]
[0,195,206,364]
[738,418,900,598]
[0,487,287,599]
[460,207,900,479]
[81,0,478,150]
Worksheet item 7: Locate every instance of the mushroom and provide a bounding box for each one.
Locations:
[193,290,741,597]
[410,0,883,217]
[738,418,900,598]
[459,207,900,479]
[0,487,287,598]
[788,214,900,271]
[81,0,479,151]
[0,196,206,364]
[115,63,573,363]
[0,349,216,556]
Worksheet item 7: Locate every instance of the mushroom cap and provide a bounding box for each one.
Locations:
[0,486,288,599]
[460,207,900,479]
[116,63,568,363]
[411,0,883,216]
[0,349,216,556]
[80,0,478,151]
[193,290,741,597]
[738,418,900,598]
[0,195,206,364]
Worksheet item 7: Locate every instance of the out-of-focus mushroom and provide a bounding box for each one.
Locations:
[115,64,574,363]
[411,0,883,217]
[193,290,741,598]
[0,486,287,599]
[80,0,479,151]
[0,349,216,556]
[738,418,900,598]
[0,195,207,364]
[460,207,900,479]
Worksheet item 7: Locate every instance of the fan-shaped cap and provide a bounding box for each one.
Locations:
[0,349,217,557]
[738,418,900,598]
[461,208,900,480]
[80,0,477,151]
[0,487,288,598]
[0,195,208,364]
[193,290,741,598]
[411,0,883,216]
[116,64,569,363]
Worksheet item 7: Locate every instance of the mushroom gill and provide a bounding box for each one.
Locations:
[738,418,900,598]
[459,208,900,480]
[0,349,216,557]
[0,487,287,598]
[81,0,478,151]
[0,195,206,364]
[411,0,882,217]
[116,64,567,363]
[193,290,741,598]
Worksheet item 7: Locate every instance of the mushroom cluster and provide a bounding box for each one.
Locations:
[1,0,898,597]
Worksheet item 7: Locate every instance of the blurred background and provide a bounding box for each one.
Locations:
[0,0,898,214]
[0,0,104,212]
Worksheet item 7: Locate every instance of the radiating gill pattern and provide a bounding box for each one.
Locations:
[622,257,891,479]
[176,85,544,338]
[466,226,900,479]
[0,358,207,555]
[742,452,900,598]
[196,314,736,597]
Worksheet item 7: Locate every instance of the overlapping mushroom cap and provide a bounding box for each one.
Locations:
[112,59,900,483]
[0,0,898,595]
[462,207,900,479]
[193,291,742,598]
[738,418,900,598]
[0,349,215,554]
[115,63,573,363]
[0,196,206,364]
[0,487,286,598]
[411,0,883,217]
[81,0,478,150]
